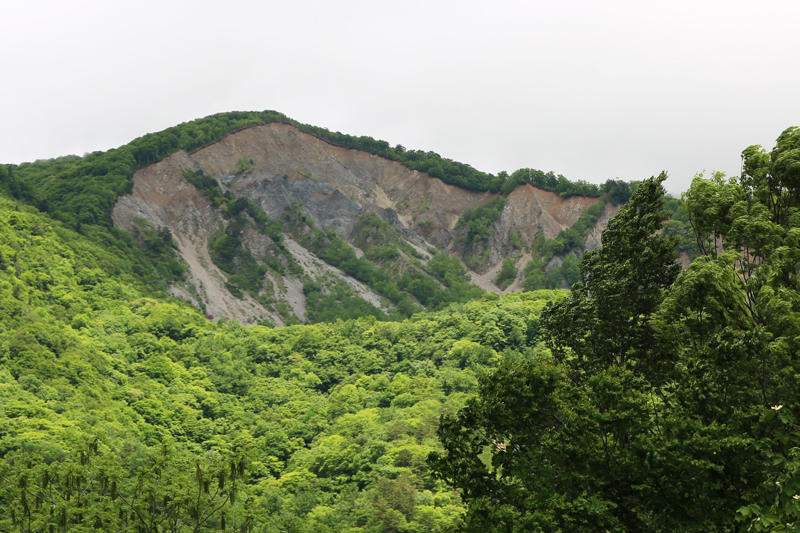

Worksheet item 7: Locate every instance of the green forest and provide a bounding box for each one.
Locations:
[0,194,552,530]
[0,117,799,531]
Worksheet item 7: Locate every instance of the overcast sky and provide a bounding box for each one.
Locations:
[2,0,799,195]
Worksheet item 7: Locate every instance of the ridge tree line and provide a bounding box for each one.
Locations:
[0,111,639,305]
[1,111,629,233]
[430,127,800,531]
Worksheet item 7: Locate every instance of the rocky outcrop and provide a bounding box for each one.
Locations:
[189,123,496,248]
[480,184,601,268]
[113,123,611,323]
[112,151,283,324]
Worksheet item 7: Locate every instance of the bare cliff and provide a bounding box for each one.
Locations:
[113,123,612,324]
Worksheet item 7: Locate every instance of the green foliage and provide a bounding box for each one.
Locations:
[303,278,386,322]
[741,126,800,225]
[522,254,548,290]
[559,253,580,286]
[498,170,632,202]
[183,168,291,301]
[183,169,282,243]
[495,257,517,289]
[0,442,250,532]
[208,227,266,298]
[0,164,31,200]
[664,131,800,529]
[500,168,603,198]
[351,212,418,265]
[285,207,483,317]
[568,199,607,239]
[235,157,255,175]
[427,254,485,304]
[457,197,506,249]
[543,174,680,377]
[662,194,702,256]
[128,219,186,280]
[524,190,697,291]
[0,193,562,530]
[737,446,800,531]
[522,198,608,291]
[601,178,634,205]
[433,175,684,530]
[430,358,635,532]
[432,128,800,531]
[15,110,800,531]
[298,223,419,317]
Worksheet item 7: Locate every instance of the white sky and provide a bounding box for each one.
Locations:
[1,0,799,195]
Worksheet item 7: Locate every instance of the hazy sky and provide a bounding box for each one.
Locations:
[2,0,799,195]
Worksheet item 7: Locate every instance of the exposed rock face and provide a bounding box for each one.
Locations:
[112,123,611,323]
[481,184,601,268]
[112,151,282,324]
[585,203,622,250]
[190,123,496,248]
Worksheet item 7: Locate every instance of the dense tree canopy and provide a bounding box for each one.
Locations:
[431,175,684,530]
[430,129,800,531]
[4,113,798,531]
[0,192,563,531]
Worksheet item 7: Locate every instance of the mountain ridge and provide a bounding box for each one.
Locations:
[2,111,649,325]
[111,121,618,324]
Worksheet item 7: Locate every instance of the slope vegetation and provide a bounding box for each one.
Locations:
[0,194,559,531]
[111,121,617,323]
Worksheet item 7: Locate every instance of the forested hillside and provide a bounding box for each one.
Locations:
[0,111,659,325]
[1,114,796,532]
[431,128,800,531]
[0,192,557,531]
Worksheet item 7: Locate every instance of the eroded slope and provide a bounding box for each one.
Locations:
[113,123,607,323]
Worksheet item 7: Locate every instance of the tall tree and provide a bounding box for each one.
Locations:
[430,175,687,531]
[659,128,800,530]
[542,173,680,382]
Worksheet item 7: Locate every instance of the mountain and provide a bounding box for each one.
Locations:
[0,188,560,531]
[2,113,795,531]
[3,111,641,326]
[95,115,628,325]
